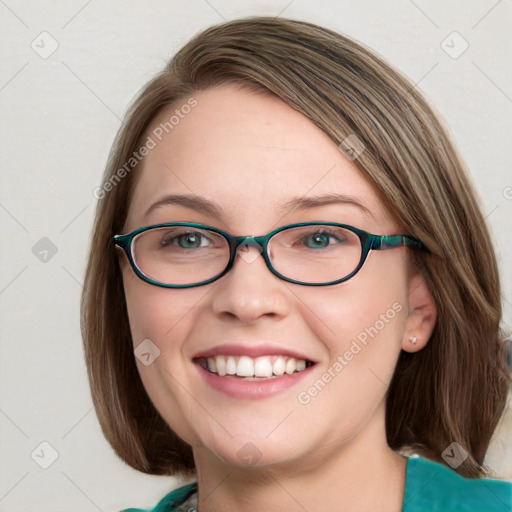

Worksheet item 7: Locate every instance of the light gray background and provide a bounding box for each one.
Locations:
[1,1,511,511]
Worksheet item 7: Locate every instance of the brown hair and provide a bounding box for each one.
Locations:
[81,16,510,478]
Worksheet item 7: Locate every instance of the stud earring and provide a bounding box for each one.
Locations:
[410,336,418,344]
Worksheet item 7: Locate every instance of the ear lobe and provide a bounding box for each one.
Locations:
[402,272,437,352]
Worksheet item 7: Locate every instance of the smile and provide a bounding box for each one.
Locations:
[197,355,315,380]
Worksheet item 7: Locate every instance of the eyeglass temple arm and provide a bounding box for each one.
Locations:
[113,234,131,249]
[371,234,427,252]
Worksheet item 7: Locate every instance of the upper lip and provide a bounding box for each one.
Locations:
[192,343,317,363]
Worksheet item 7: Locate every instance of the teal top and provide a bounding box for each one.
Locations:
[123,456,512,512]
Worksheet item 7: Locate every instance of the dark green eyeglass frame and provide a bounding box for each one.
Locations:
[113,221,427,288]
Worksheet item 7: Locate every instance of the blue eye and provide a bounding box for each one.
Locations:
[304,232,331,249]
[301,230,345,249]
[161,231,210,249]
[177,233,202,249]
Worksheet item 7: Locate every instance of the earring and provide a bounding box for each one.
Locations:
[410,335,418,345]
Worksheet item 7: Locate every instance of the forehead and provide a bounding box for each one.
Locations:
[126,84,394,232]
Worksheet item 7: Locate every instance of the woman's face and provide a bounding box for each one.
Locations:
[121,84,427,470]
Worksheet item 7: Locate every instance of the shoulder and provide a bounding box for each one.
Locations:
[121,482,198,512]
[403,456,512,512]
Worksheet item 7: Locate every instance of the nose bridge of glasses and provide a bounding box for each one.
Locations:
[231,234,267,257]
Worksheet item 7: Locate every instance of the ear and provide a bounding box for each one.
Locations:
[401,272,437,353]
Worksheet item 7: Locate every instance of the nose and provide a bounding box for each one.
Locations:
[210,244,291,323]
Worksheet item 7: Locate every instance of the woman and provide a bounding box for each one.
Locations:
[81,17,512,511]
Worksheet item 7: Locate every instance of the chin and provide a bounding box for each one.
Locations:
[196,434,303,470]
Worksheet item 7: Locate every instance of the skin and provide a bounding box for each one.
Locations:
[120,84,437,512]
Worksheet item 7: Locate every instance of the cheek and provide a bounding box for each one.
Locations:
[122,268,204,345]
[121,270,208,446]
[298,251,409,371]
[293,255,409,432]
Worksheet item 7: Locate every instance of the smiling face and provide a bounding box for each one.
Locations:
[119,83,432,472]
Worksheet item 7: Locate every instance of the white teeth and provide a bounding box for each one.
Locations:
[285,358,297,375]
[273,356,286,376]
[216,355,227,376]
[254,357,273,378]
[200,354,311,378]
[237,356,254,377]
[226,356,237,375]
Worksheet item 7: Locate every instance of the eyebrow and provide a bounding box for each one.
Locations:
[143,192,374,221]
[277,193,374,219]
[144,194,224,220]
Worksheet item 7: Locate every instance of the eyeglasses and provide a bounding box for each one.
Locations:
[113,222,427,288]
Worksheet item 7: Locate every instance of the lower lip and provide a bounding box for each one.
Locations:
[195,362,315,400]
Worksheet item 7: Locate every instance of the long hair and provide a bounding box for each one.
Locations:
[81,16,510,478]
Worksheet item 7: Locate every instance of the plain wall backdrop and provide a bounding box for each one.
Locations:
[1,1,511,511]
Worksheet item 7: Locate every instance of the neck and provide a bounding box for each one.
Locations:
[192,409,407,512]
